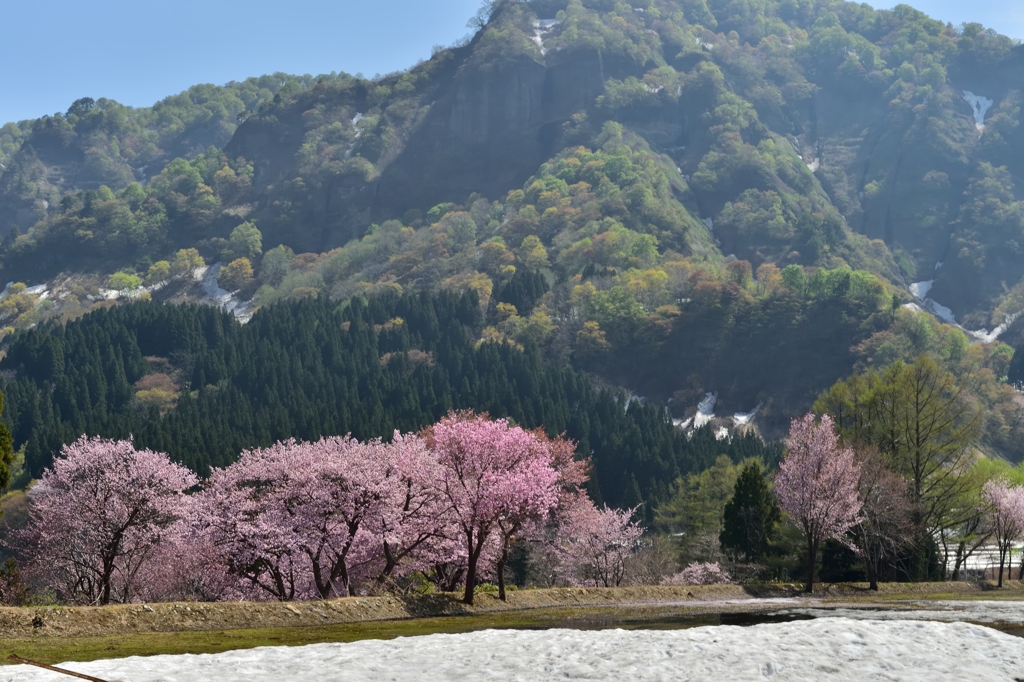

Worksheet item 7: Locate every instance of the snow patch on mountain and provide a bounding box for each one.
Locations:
[906,281,959,327]
[963,91,994,130]
[345,113,365,159]
[531,19,561,56]
[909,280,933,299]
[969,311,1023,345]
[907,280,1021,343]
[733,404,761,426]
[693,391,717,428]
[199,263,254,322]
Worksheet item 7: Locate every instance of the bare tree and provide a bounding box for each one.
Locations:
[853,449,915,590]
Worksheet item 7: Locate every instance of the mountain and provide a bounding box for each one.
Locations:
[0,0,1021,450]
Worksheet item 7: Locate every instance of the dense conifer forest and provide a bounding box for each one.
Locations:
[0,294,779,513]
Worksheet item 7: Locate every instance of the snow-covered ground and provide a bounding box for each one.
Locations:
[784,599,1024,628]
[4,618,1023,681]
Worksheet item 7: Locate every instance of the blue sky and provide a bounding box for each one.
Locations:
[1,1,1020,126]
[902,1,1024,40]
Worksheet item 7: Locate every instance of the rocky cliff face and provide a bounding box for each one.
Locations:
[446,49,605,144]
[223,41,609,252]
[371,48,606,222]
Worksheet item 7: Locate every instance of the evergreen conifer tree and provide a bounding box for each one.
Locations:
[720,462,780,562]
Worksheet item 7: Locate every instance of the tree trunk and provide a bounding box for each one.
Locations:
[311,559,330,599]
[860,535,878,591]
[379,543,398,583]
[100,555,116,606]
[271,567,291,601]
[338,562,351,597]
[951,542,964,582]
[496,537,511,601]
[463,534,480,605]
[497,559,506,601]
[998,543,1006,588]
[805,536,817,594]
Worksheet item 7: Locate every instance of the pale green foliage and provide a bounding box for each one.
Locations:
[107,272,141,294]
[226,221,263,261]
[145,261,171,285]
[218,258,255,292]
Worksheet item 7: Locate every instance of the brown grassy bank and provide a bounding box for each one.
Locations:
[4,581,1022,640]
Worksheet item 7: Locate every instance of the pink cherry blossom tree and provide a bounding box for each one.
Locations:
[426,411,561,604]
[205,435,402,600]
[982,480,1024,588]
[372,432,452,585]
[775,413,862,593]
[133,518,238,603]
[202,444,312,601]
[664,562,732,586]
[17,436,198,605]
[551,496,642,587]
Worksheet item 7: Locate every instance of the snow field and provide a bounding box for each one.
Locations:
[785,599,1024,627]
[4,618,1024,682]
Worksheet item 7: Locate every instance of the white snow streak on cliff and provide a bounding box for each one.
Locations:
[344,113,365,159]
[963,91,994,130]
[199,263,253,322]
[733,404,761,426]
[907,280,1021,343]
[693,391,717,428]
[531,19,560,56]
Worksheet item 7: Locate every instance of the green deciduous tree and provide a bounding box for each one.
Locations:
[816,355,983,579]
[171,248,205,279]
[107,272,141,294]
[145,261,171,285]
[226,221,263,261]
[218,258,254,291]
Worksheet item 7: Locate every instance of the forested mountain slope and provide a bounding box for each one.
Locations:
[0,75,335,235]
[0,0,1022,448]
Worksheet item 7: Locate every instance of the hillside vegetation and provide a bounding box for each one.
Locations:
[0,0,1021,447]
